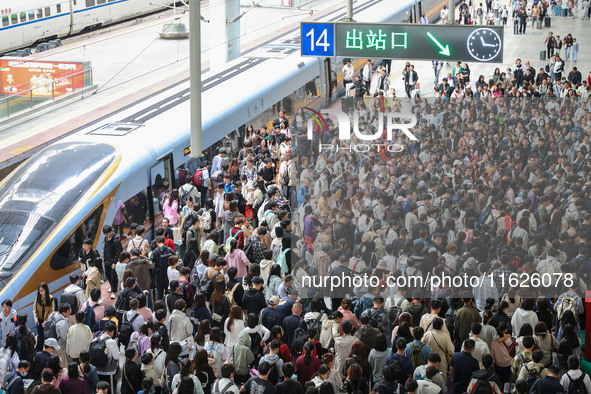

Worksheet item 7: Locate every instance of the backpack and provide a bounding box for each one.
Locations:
[522,363,542,390]
[115,289,137,313]
[409,343,426,369]
[291,327,308,356]
[249,332,264,365]
[156,247,174,272]
[1,373,20,393]
[477,7,483,15]
[212,380,235,394]
[477,206,491,229]
[127,334,142,364]
[243,237,255,263]
[180,184,197,208]
[193,169,205,187]
[307,313,324,336]
[266,358,280,385]
[276,248,290,274]
[472,378,495,394]
[89,337,109,368]
[225,283,240,307]
[389,356,407,385]
[557,295,579,320]
[84,301,99,327]
[43,315,58,340]
[177,281,191,302]
[119,313,140,347]
[280,165,290,186]
[388,298,406,327]
[224,230,243,253]
[0,349,13,385]
[444,303,457,338]
[60,293,79,314]
[200,209,213,232]
[15,334,25,362]
[197,271,223,298]
[174,377,195,394]
[182,216,195,242]
[567,373,588,394]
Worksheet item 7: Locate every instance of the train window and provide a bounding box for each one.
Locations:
[56,4,61,13]
[49,205,103,271]
[86,0,95,7]
[2,17,8,27]
[120,192,149,234]
[97,0,106,4]
[0,213,53,271]
[20,13,26,23]
[28,12,35,21]
[11,15,17,25]
[37,9,43,19]
[45,7,50,17]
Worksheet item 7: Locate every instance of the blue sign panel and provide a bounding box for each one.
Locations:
[301,23,335,57]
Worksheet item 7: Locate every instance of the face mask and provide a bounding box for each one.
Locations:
[21,372,28,377]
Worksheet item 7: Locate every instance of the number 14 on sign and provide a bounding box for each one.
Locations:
[301,24,335,56]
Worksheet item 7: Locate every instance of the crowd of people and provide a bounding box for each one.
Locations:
[0,46,590,394]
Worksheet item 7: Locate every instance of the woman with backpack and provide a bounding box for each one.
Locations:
[78,351,99,392]
[190,350,215,394]
[2,333,20,372]
[224,238,251,280]
[33,282,58,351]
[265,264,283,301]
[490,322,513,387]
[164,343,183,393]
[209,280,231,330]
[342,362,369,394]
[129,323,152,358]
[224,306,245,360]
[15,314,36,363]
[146,334,166,384]
[204,328,226,379]
[557,324,581,371]
[171,358,204,394]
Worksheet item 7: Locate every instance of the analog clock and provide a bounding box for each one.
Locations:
[467,28,502,61]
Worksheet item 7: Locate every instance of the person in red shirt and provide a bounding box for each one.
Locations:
[295,341,322,387]
[230,217,245,250]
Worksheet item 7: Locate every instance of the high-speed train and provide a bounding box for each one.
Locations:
[0,0,444,319]
[0,0,181,54]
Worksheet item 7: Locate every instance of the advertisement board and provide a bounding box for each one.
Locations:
[0,59,86,97]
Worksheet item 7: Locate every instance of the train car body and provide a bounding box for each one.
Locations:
[0,0,168,54]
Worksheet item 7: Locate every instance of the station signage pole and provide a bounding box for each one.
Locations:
[190,0,203,159]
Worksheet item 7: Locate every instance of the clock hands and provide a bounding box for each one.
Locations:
[480,36,496,47]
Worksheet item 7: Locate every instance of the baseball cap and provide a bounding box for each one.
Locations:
[515,197,524,204]
[269,296,280,306]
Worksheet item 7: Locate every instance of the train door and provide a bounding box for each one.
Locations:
[148,153,175,238]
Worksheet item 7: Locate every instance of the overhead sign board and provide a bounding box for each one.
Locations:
[301,22,504,63]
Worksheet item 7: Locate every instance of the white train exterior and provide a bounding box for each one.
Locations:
[0,0,168,54]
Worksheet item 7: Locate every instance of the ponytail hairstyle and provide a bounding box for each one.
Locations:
[303,341,314,365]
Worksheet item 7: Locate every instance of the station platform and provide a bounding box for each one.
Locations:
[386,5,591,98]
[0,0,589,176]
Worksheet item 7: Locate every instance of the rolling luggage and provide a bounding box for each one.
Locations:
[545,16,551,27]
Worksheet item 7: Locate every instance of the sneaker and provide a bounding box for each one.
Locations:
[107,288,112,293]
[111,294,117,299]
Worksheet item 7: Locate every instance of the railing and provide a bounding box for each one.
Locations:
[0,68,93,120]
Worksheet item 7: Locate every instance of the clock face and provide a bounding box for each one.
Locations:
[467,28,502,61]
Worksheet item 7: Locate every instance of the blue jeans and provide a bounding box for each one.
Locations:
[565,46,571,60]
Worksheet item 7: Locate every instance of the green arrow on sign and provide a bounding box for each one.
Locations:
[426,32,451,56]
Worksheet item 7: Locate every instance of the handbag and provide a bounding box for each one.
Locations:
[212,313,223,322]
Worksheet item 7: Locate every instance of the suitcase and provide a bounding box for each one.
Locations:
[540,50,546,61]
[545,16,551,27]
[536,20,542,28]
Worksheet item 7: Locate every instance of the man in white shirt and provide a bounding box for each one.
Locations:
[66,311,93,362]
[95,321,121,378]
[560,356,591,394]
[342,60,355,88]
[461,323,490,368]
